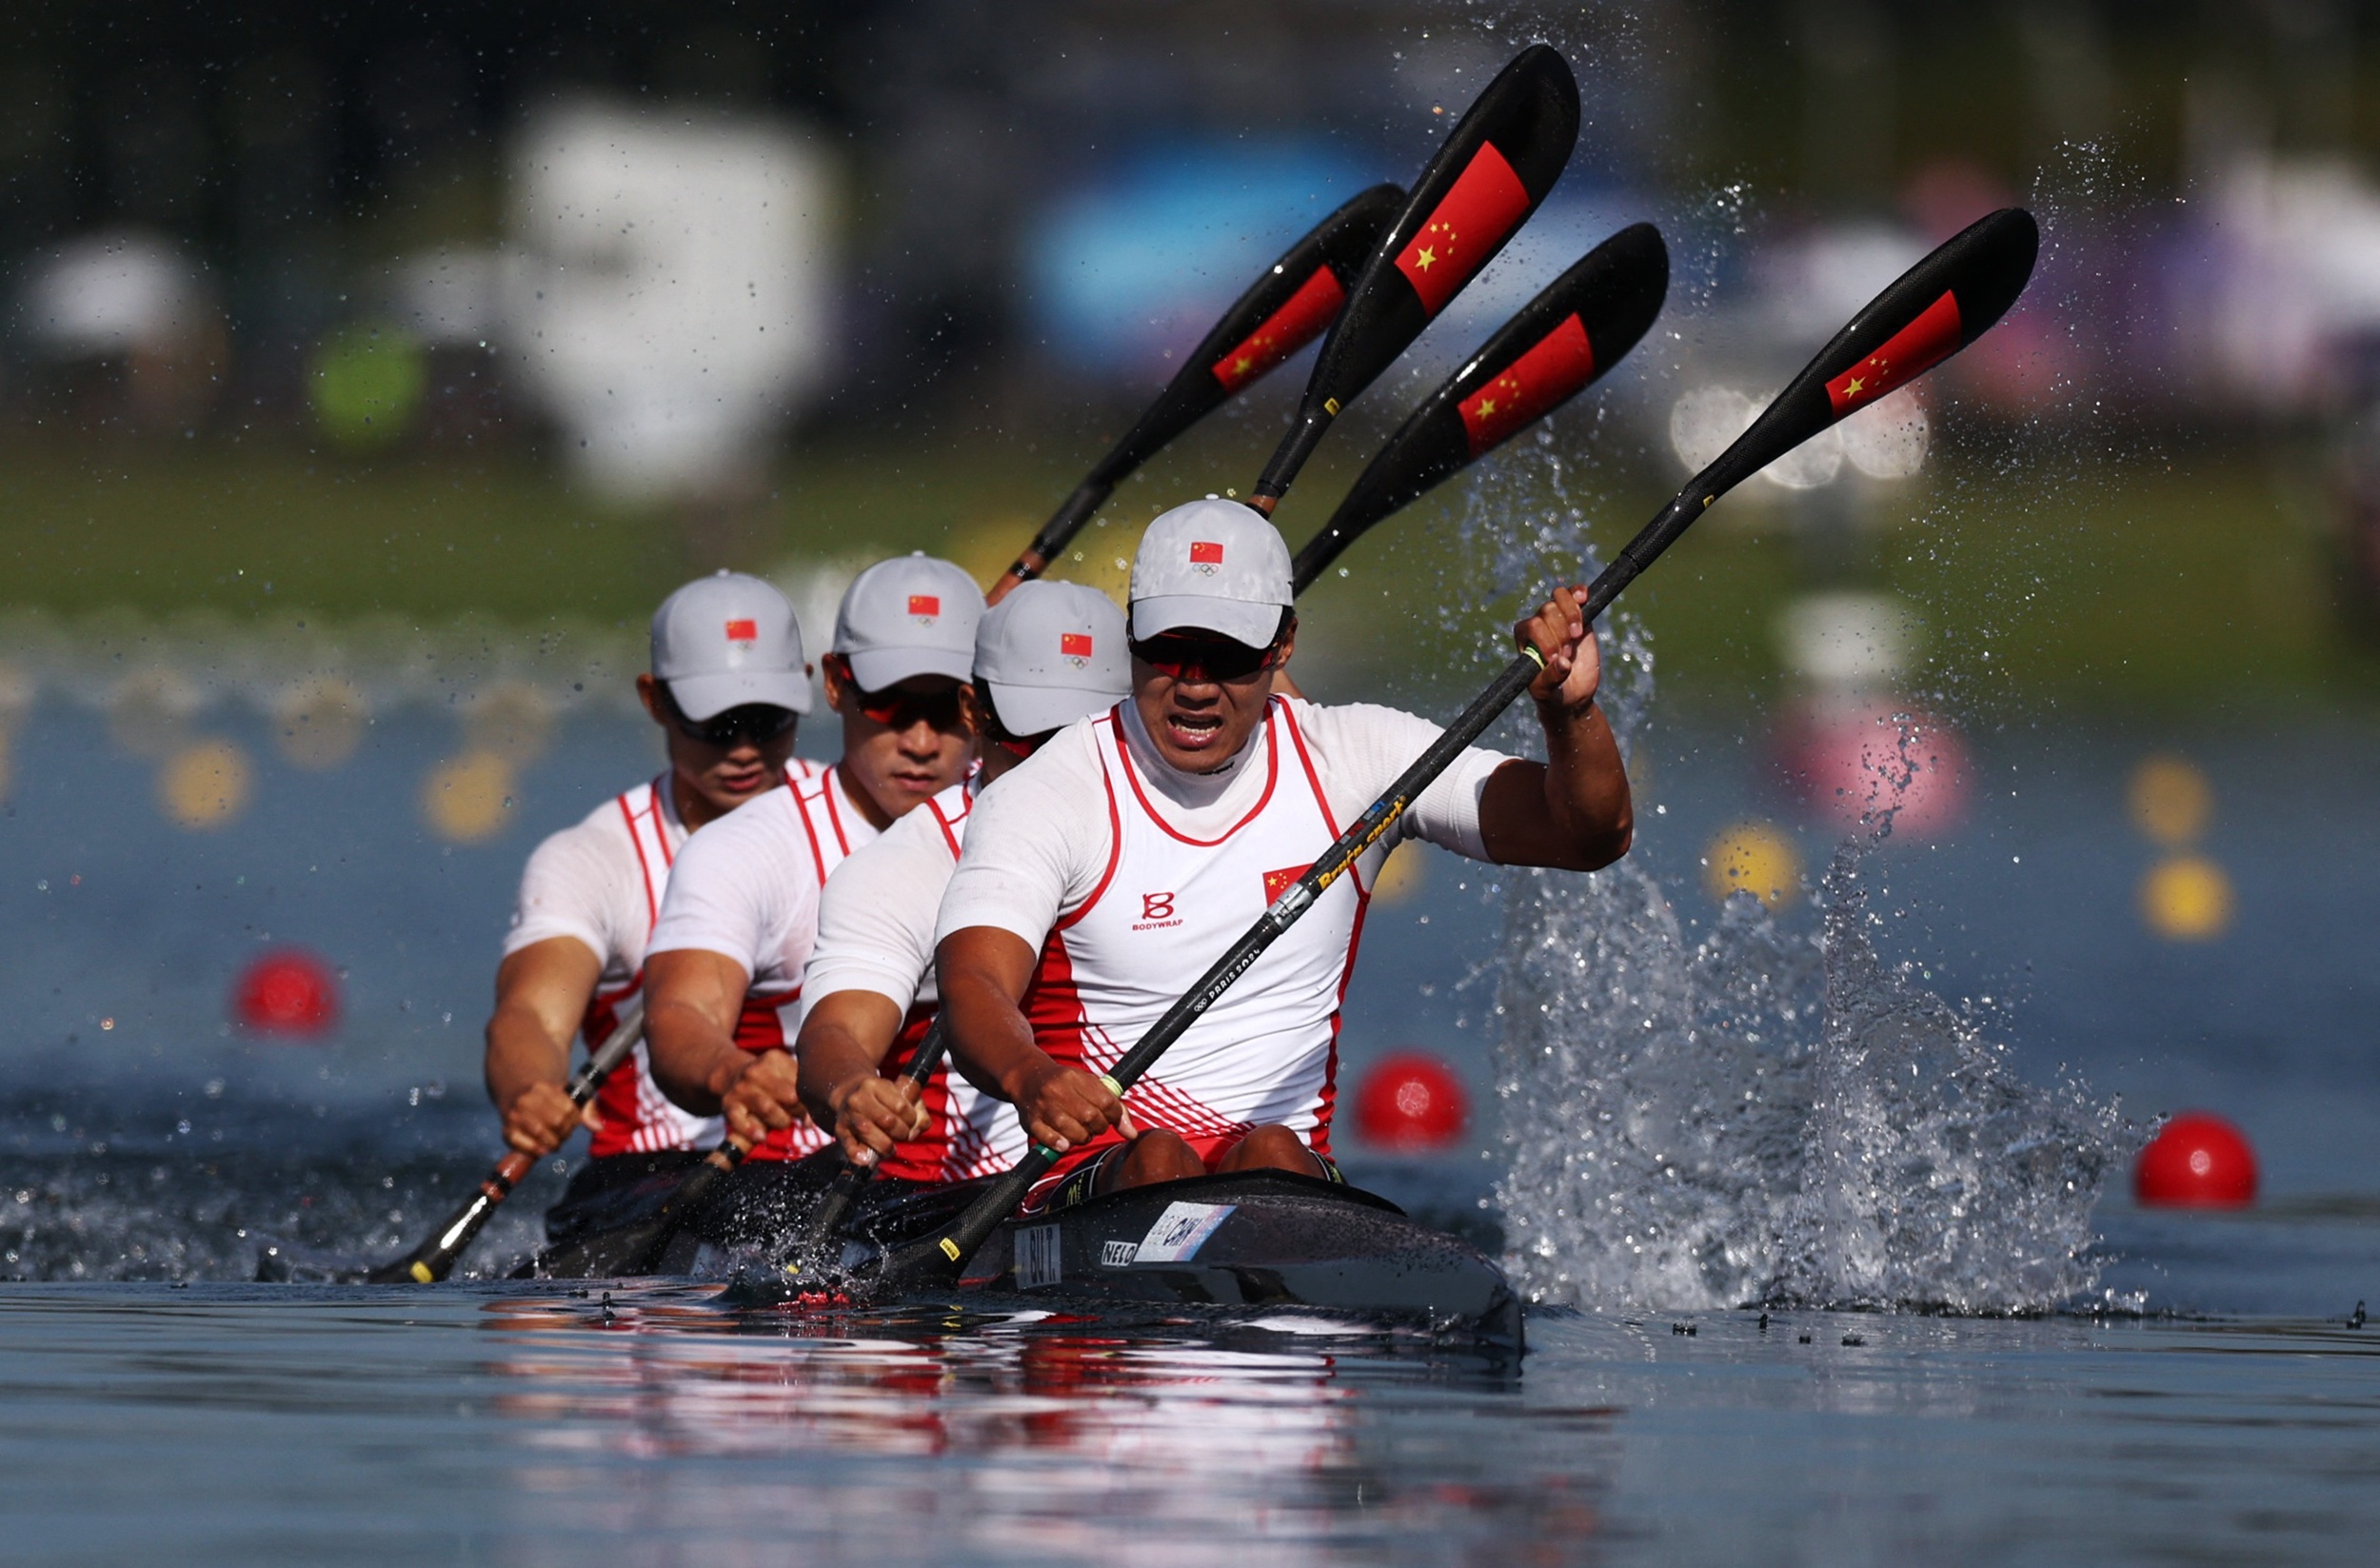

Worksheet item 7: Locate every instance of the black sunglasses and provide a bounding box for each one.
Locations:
[1128,630,1281,684]
[660,686,801,749]
[824,655,969,732]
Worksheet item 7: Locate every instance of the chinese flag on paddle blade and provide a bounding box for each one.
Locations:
[1212,267,1347,393]
[1394,142,1532,317]
[1457,313,1597,457]
[1827,291,1963,416]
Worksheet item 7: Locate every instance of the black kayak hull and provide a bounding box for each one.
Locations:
[740,1168,1526,1349]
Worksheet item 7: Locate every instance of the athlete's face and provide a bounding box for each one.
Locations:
[824,659,974,825]
[1129,619,1295,773]
[637,674,799,824]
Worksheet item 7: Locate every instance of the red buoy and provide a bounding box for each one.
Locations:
[233,948,341,1039]
[1354,1052,1468,1151]
[2133,1111,2258,1209]
[1775,699,1971,841]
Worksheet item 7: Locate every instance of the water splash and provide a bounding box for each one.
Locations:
[1492,842,2139,1314]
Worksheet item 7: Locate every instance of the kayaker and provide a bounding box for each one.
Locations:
[643,553,981,1171]
[935,499,1632,1206]
[484,571,816,1242]
[767,580,1130,1183]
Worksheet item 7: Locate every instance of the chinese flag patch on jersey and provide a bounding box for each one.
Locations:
[1189,541,1224,566]
[1394,142,1530,317]
[1825,290,1963,416]
[1061,632,1094,658]
[724,618,758,643]
[1261,863,1312,903]
[907,594,942,618]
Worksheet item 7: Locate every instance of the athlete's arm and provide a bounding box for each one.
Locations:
[938,925,1131,1154]
[484,937,605,1159]
[1476,586,1634,872]
[794,991,927,1165]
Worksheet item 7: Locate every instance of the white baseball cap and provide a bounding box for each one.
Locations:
[1128,497,1293,647]
[651,570,811,720]
[833,553,983,690]
[974,580,1129,736]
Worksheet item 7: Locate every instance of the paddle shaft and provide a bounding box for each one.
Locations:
[384,1000,645,1283]
[791,1018,949,1264]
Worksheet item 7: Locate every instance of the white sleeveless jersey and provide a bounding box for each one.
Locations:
[507,761,817,1158]
[1022,702,1368,1153]
[651,763,882,1161]
[803,777,1025,1181]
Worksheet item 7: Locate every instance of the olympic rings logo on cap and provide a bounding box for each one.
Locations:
[1189,541,1222,575]
[1061,632,1093,667]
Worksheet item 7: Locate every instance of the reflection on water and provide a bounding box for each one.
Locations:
[466,1289,1590,1568]
[10,1281,2380,1566]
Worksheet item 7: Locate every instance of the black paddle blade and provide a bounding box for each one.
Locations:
[1687,206,2037,509]
[1254,43,1581,504]
[1000,183,1403,588]
[1584,207,2039,622]
[1291,221,1669,592]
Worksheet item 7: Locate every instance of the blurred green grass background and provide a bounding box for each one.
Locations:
[1,428,2372,717]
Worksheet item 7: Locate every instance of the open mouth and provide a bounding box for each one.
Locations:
[1164,709,1224,750]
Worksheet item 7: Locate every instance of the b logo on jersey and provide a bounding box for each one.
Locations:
[1261,864,1312,903]
[1061,631,1093,667]
[1133,890,1181,931]
[907,594,942,622]
[724,618,758,644]
[1188,541,1223,576]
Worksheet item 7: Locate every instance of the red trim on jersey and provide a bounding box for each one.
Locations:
[1275,700,1370,899]
[1055,744,1126,933]
[926,789,969,860]
[788,771,833,887]
[1109,706,1279,848]
[819,765,856,853]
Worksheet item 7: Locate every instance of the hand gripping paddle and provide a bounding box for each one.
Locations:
[991,182,1405,600]
[366,1000,645,1283]
[1290,221,1669,592]
[1251,43,1580,513]
[832,207,2038,1300]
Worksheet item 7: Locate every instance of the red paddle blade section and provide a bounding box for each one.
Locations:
[1825,290,1962,416]
[1458,311,1597,456]
[1212,265,1348,392]
[1392,142,1532,318]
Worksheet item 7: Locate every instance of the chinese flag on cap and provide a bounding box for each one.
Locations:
[1394,143,1531,318]
[1061,632,1094,658]
[1826,291,1962,417]
[907,594,942,617]
[1457,313,1596,458]
[724,619,758,643]
[1189,541,1224,565]
[1210,267,1346,393]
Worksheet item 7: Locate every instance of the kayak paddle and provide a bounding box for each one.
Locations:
[827,206,2040,1300]
[1291,220,1669,591]
[990,182,1403,601]
[367,999,645,1283]
[1252,43,1580,514]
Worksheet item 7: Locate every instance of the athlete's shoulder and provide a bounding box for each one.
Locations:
[524,775,661,863]
[1281,694,1438,746]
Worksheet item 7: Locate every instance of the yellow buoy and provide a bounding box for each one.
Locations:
[1703,820,1799,910]
[160,738,253,830]
[2129,755,2211,847]
[273,676,369,771]
[423,751,516,844]
[2140,854,2232,941]
[1371,841,1427,904]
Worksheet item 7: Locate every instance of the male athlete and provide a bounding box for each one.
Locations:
[729,581,1129,1185]
[936,499,1633,1204]
[486,570,815,1241]
[643,553,981,1186]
